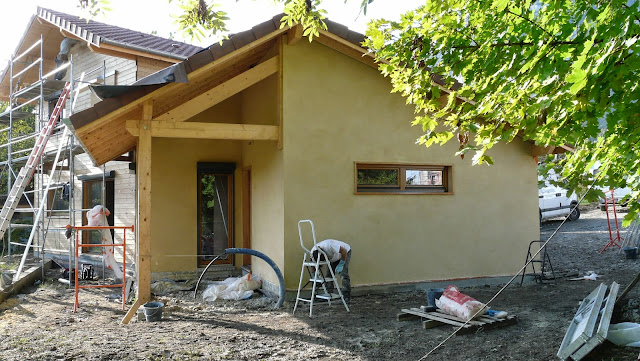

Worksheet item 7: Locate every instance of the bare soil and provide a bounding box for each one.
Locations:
[1,206,640,360]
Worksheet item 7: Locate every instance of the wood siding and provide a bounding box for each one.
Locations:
[31,43,138,266]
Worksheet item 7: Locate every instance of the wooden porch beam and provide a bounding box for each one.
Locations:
[126,120,279,141]
[73,28,288,136]
[277,36,283,150]
[532,145,556,157]
[155,56,279,122]
[287,24,303,45]
[314,30,379,69]
[136,100,153,306]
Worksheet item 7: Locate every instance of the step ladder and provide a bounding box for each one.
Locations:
[601,189,623,253]
[520,240,556,285]
[293,220,350,317]
[0,82,71,242]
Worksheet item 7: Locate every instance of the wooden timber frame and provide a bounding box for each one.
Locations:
[118,33,290,324]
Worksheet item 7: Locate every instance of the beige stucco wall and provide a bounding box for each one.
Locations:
[150,136,242,272]
[240,74,284,288]
[149,80,282,278]
[281,40,540,289]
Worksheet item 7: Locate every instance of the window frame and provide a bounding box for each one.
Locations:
[196,162,235,267]
[354,162,453,195]
[46,184,70,216]
[81,178,115,254]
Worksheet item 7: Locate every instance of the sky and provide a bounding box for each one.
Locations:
[0,0,424,66]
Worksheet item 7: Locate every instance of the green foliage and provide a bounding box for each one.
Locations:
[77,0,112,20]
[357,169,397,185]
[172,0,230,41]
[280,0,328,41]
[170,0,330,42]
[364,1,640,224]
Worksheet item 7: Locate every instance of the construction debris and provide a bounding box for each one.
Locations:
[397,308,518,334]
[607,323,640,347]
[557,282,619,361]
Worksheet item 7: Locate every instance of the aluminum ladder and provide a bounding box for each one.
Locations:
[0,82,71,241]
[293,220,350,317]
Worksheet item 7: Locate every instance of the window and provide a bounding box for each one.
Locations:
[47,183,70,215]
[82,178,115,254]
[197,163,235,266]
[355,163,452,194]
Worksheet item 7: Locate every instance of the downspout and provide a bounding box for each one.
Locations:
[54,38,78,80]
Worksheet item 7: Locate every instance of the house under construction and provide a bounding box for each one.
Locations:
[0,7,201,290]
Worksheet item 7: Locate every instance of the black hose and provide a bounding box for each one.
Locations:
[193,248,286,308]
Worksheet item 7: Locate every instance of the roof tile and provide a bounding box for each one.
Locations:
[38,7,203,59]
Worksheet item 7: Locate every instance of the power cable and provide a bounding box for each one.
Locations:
[419,169,606,360]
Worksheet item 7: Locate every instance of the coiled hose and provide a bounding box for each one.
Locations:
[193,248,285,308]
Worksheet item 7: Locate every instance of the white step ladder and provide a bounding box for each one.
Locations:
[0,83,71,241]
[293,220,350,317]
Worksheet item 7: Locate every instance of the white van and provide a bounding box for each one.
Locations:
[598,187,631,210]
[539,176,580,222]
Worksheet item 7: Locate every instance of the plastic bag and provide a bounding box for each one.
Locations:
[608,323,640,347]
[435,285,489,321]
[85,205,122,279]
[202,274,262,301]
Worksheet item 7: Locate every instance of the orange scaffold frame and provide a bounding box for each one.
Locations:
[73,225,134,312]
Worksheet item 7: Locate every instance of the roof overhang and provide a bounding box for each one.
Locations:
[0,9,190,101]
[69,20,294,166]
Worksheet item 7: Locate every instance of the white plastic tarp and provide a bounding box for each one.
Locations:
[86,205,123,279]
[202,274,261,301]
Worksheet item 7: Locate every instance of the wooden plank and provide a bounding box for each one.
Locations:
[121,299,141,325]
[277,36,283,150]
[456,315,518,335]
[397,312,422,322]
[154,42,276,118]
[400,308,518,334]
[315,30,379,69]
[155,56,279,122]
[73,30,287,136]
[400,308,469,328]
[126,120,279,141]
[100,42,183,64]
[136,99,153,305]
[423,320,443,329]
[287,24,303,45]
[241,168,252,266]
[532,145,556,157]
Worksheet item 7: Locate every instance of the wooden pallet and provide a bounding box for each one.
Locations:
[397,308,518,334]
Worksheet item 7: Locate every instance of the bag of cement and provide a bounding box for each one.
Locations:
[608,323,640,347]
[202,274,261,301]
[435,285,489,321]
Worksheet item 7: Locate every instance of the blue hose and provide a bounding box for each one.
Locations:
[193,248,285,308]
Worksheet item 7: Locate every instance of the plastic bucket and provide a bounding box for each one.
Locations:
[426,288,444,307]
[623,247,638,260]
[142,301,164,322]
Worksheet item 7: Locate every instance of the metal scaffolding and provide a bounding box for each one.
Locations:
[0,36,109,285]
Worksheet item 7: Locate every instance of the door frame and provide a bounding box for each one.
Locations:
[242,167,251,265]
[196,162,236,267]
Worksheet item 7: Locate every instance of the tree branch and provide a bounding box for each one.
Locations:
[505,9,553,38]
[452,40,581,49]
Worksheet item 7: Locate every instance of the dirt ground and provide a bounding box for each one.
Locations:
[1,205,640,360]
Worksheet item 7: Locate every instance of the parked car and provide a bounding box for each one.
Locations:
[598,187,631,211]
[539,176,580,222]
